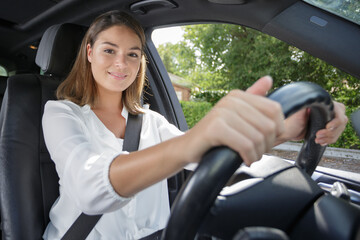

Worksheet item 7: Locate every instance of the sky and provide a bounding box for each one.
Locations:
[151,26,184,47]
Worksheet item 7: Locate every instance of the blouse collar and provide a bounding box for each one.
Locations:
[81,104,129,142]
[81,104,129,122]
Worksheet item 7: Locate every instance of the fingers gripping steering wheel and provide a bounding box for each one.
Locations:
[162,82,334,240]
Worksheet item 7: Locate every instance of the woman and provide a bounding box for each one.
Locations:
[42,10,347,239]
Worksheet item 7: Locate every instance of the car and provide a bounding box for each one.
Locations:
[0,0,359,239]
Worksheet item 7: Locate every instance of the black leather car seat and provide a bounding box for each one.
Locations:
[0,23,86,240]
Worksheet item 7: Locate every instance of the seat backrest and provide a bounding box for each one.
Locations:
[0,23,86,240]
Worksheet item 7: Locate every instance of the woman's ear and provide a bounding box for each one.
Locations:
[87,43,92,63]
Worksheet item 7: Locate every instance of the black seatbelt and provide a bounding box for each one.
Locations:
[61,113,143,240]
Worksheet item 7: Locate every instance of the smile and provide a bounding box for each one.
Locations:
[108,71,127,80]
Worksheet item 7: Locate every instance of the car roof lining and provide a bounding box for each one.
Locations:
[262,1,360,79]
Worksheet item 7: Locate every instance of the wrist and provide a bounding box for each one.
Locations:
[179,128,210,164]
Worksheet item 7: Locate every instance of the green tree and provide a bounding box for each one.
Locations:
[181,24,360,106]
[182,24,296,90]
[156,23,360,148]
[156,41,196,78]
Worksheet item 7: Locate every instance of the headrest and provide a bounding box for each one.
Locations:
[35,23,87,77]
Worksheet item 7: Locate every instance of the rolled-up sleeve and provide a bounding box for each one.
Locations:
[42,101,131,215]
[154,113,184,141]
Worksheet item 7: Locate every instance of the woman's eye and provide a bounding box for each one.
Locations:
[104,49,115,54]
[129,53,139,58]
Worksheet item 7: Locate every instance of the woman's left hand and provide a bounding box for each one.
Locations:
[315,101,348,146]
[278,101,348,145]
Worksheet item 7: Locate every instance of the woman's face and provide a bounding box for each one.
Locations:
[87,25,142,96]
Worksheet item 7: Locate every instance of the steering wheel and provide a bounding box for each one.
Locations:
[162,82,334,240]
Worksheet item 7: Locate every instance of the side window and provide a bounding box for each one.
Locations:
[0,65,7,76]
[152,24,360,174]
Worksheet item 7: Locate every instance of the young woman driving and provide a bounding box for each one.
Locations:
[42,10,348,240]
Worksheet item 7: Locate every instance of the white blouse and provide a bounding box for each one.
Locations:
[42,100,183,240]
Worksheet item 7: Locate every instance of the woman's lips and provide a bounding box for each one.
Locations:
[109,71,127,80]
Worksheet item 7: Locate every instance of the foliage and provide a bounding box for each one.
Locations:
[191,89,228,106]
[156,42,196,78]
[180,101,212,128]
[0,65,7,76]
[156,23,360,149]
[181,24,360,95]
[330,106,360,149]
[182,24,295,90]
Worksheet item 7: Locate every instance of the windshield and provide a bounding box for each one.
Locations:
[304,0,360,25]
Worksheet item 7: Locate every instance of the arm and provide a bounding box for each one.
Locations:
[110,77,349,198]
[110,76,285,197]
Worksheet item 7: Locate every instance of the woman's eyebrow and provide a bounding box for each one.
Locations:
[130,46,142,51]
[101,41,118,48]
[101,42,141,51]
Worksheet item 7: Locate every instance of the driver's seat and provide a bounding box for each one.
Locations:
[0,23,86,240]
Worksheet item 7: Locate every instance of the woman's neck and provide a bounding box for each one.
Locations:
[93,89,123,113]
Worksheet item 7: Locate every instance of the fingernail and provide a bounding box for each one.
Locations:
[264,75,273,82]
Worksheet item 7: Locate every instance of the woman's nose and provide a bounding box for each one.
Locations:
[115,54,127,68]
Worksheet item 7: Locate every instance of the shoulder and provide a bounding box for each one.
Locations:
[43,100,91,125]
[45,99,81,111]
[143,107,164,118]
[44,100,86,116]
[142,107,184,138]
[142,108,169,124]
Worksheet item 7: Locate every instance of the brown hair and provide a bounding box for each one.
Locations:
[56,10,146,114]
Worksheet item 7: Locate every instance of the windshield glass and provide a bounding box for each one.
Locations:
[304,0,360,25]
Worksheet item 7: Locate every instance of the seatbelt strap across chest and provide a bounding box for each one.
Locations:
[61,113,143,240]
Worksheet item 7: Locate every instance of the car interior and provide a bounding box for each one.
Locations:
[0,22,86,239]
[0,0,359,239]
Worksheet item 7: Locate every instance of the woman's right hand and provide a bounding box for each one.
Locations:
[109,76,284,197]
[184,76,285,166]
